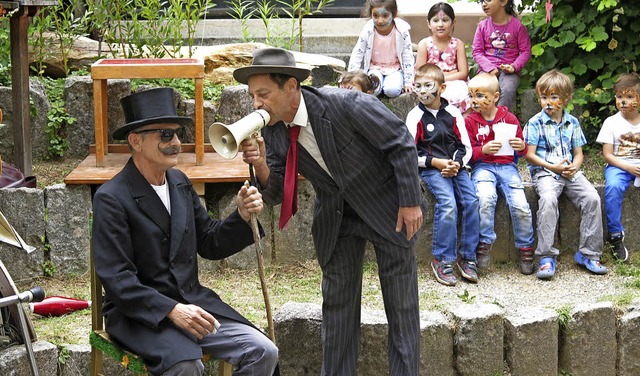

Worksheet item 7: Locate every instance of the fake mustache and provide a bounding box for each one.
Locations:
[160,145,181,155]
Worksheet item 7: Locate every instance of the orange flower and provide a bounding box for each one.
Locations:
[121,355,130,368]
[202,354,211,363]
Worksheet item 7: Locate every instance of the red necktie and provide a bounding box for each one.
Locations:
[279,125,301,230]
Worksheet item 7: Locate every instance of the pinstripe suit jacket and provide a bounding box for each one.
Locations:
[260,86,425,267]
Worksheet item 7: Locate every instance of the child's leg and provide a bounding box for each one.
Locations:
[496,164,535,248]
[453,171,480,261]
[603,164,635,234]
[380,70,404,98]
[497,72,520,113]
[564,174,604,259]
[420,169,458,263]
[471,167,498,245]
[532,172,564,257]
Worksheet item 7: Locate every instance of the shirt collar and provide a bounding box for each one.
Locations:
[289,94,308,128]
[541,109,569,126]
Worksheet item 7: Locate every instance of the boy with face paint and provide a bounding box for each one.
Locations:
[406,63,479,286]
[524,69,607,279]
[596,72,640,262]
[464,73,535,274]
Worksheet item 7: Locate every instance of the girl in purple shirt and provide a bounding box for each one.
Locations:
[472,0,531,113]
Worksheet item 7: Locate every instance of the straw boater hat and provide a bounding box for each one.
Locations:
[233,48,311,85]
[113,88,194,140]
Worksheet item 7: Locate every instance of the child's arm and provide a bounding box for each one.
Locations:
[415,38,428,70]
[602,144,640,177]
[471,21,498,74]
[445,39,469,81]
[510,23,532,74]
[525,144,571,175]
[348,25,369,72]
[400,29,415,92]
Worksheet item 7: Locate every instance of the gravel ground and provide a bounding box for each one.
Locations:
[415,255,639,315]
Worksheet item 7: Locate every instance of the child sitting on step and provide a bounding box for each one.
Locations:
[524,69,607,279]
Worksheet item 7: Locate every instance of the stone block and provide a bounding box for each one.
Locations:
[216,85,254,125]
[0,340,57,376]
[59,344,133,376]
[181,99,217,144]
[558,302,616,376]
[420,310,454,376]
[44,184,92,275]
[0,81,51,163]
[618,309,640,375]
[450,303,504,376]
[274,302,323,375]
[0,188,46,279]
[505,308,558,376]
[519,89,539,125]
[64,76,130,157]
[382,92,418,121]
[358,310,389,374]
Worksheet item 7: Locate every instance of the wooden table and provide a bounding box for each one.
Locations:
[64,145,253,195]
[91,58,205,167]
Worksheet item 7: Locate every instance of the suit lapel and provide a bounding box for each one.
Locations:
[167,170,188,262]
[302,89,346,189]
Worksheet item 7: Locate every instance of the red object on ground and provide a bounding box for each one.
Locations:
[29,296,91,316]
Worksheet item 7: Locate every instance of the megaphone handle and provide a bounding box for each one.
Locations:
[248,163,258,187]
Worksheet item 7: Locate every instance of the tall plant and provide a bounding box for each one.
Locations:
[227,0,334,51]
[517,0,639,142]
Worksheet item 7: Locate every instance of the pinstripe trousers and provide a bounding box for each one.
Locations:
[319,206,420,376]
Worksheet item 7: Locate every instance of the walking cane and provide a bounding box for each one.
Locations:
[246,165,276,343]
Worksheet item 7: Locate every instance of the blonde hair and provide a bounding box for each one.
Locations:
[536,69,573,101]
[468,73,500,93]
[415,63,444,85]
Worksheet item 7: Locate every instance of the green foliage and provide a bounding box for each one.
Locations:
[556,305,573,333]
[0,17,11,85]
[40,77,74,158]
[57,345,71,365]
[131,78,225,103]
[518,0,638,144]
[42,259,58,277]
[226,0,334,51]
[457,289,476,304]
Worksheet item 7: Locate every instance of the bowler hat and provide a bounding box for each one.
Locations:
[233,48,311,84]
[113,88,194,140]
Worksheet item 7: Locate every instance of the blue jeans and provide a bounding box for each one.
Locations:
[420,168,479,263]
[471,163,534,248]
[604,164,636,234]
[369,69,404,98]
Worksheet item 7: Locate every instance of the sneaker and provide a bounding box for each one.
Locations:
[431,260,457,286]
[457,259,479,283]
[476,242,492,268]
[608,233,629,262]
[518,247,534,275]
[536,257,556,280]
[574,251,608,275]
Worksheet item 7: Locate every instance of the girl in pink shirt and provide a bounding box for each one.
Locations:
[348,0,415,98]
[416,2,470,114]
[472,0,531,113]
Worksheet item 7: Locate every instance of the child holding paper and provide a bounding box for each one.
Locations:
[465,73,535,274]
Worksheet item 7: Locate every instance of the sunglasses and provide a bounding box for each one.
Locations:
[132,127,183,142]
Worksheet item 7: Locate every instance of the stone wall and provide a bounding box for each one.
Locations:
[2,299,638,375]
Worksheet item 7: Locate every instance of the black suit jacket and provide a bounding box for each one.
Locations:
[261,86,424,267]
[92,158,260,374]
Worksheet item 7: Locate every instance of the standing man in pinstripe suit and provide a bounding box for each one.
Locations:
[236,48,425,376]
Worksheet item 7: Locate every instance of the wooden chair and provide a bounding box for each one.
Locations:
[89,215,233,376]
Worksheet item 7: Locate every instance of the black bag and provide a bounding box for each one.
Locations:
[0,162,37,188]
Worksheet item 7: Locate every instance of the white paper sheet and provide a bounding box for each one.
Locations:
[492,122,518,156]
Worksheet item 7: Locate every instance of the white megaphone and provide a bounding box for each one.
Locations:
[209,109,271,159]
